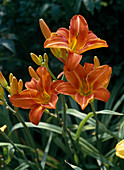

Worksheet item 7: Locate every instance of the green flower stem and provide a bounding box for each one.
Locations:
[3,99,35,149]
[61,94,66,137]
[46,66,57,80]
[15,109,36,149]
[0,130,30,166]
[75,112,93,143]
[61,94,73,161]
[56,107,63,126]
[90,102,99,143]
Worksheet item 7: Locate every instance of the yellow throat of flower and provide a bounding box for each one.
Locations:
[79,78,91,96]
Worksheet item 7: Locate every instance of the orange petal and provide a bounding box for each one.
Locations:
[56,82,77,95]
[64,65,83,89]
[9,89,36,109]
[94,87,110,102]
[50,80,65,94]
[84,62,94,75]
[88,65,112,90]
[69,15,88,51]
[87,31,98,39]
[57,71,64,79]
[25,78,37,89]
[77,38,108,54]
[75,93,94,110]
[74,64,86,80]
[36,67,51,93]
[41,93,58,109]
[44,35,71,50]
[39,19,51,39]
[56,28,69,40]
[65,52,82,71]
[29,105,45,125]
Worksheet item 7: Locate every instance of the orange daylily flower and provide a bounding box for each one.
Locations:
[44,15,108,55]
[39,18,82,70]
[10,67,64,125]
[56,63,112,110]
[39,19,66,61]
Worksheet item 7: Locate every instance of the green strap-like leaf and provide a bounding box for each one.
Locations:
[9,122,113,166]
[41,132,53,169]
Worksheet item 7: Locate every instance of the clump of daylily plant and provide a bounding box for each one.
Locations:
[6,15,111,125]
[1,14,122,170]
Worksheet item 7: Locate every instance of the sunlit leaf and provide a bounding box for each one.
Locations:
[0,39,16,53]
[15,162,29,170]
[41,132,53,169]
[65,160,82,170]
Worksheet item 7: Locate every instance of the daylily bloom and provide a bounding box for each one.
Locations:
[44,15,108,55]
[56,62,112,110]
[115,140,124,159]
[10,67,64,125]
[39,18,82,70]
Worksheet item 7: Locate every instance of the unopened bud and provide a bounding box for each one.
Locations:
[30,53,41,66]
[18,79,23,93]
[43,53,48,65]
[39,55,43,64]
[9,73,13,84]
[28,66,39,80]
[11,76,18,95]
[94,56,100,69]
[0,85,4,99]
[0,71,8,88]
[39,19,51,39]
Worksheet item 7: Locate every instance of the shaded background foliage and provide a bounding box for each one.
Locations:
[0,0,124,81]
[0,0,124,169]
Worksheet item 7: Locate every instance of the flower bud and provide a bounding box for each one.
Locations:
[18,79,23,93]
[30,53,41,66]
[94,56,100,69]
[39,55,43,64]
[9,73,13,84]
[39,19,51,39]
[0,71,8,88]
[0,85,4,99]
[11,76,18,95]
[43,53,48,65]
[28,66,39,80]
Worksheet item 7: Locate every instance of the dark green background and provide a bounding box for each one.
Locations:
[0,0,123,83]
